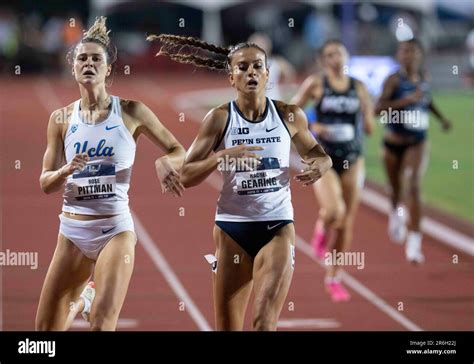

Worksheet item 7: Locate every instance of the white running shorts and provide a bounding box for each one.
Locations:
[59,212,136,261]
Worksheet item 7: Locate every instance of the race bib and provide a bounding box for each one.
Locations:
[324,123,355,142]
[235,157,283,195]
[72,163,116,201]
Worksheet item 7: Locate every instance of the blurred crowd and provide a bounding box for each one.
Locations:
[1,2,473,87]
[0,8,85,74]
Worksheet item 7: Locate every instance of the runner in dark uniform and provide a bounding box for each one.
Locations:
[376,38,452,263]
[292,39,374,302]
[315,76,364,175]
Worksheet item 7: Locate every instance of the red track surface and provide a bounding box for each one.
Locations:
[1,75,473,331]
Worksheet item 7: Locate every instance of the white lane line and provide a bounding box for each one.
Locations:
[204,173,423,331]
[131,211,213,331]
[295,235,423,332]
[173,87,474,256]
[71,318,138,329]
[277,318,341,329]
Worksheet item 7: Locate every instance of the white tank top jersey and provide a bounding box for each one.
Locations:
[214,98,293,222]
[62,96,136,215]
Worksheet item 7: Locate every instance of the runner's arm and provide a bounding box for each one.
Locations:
[132,101,186,196]
[39,110,88,194]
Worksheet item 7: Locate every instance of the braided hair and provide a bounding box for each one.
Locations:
[146,34,268,73]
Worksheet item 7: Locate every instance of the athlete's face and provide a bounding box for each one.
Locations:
[322,43,348,71]
[228,48,268,96]
[73,42,111,86]
[397,42,422,70]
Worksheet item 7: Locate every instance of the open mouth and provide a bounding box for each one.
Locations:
[83,70,95,76]
[247,79,258,87]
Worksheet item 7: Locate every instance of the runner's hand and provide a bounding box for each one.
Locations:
[441,118,452,132]
[294,158,327,186]
[156,156,184,197]
[57,153,89,178]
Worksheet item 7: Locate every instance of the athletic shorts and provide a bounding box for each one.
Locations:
[215,220,293,259]
[59,212,136,261]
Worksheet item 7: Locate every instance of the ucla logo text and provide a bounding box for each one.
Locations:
[74,139,114,157]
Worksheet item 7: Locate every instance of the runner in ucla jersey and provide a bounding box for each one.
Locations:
[148,33,331,330]
[292,39,374,302]
[36,17,185,331]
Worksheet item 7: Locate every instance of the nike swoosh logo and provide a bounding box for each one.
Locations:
[266,126,279,132]
[102,227,115,234]
[105,125,120,130]
[267,222,283,230]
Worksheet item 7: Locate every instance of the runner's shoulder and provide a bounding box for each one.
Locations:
[119,98,155,130]
[49,102,75,132]
[120,98,145,118]
[203,102,231,135]
[273,100,305,123]
[209,102,230,119]
[384,72,401,87]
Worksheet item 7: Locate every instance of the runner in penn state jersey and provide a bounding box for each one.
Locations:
[148,33,332,330]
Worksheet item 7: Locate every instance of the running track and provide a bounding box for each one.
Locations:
[1,74,473,331]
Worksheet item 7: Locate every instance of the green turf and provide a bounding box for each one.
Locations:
[364,90,474,222]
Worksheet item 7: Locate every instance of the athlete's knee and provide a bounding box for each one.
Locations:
[339,210,356,230]
[320,202,346,227]
[333,201,346,227]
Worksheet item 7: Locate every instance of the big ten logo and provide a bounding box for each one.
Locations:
[231,127,249,135]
